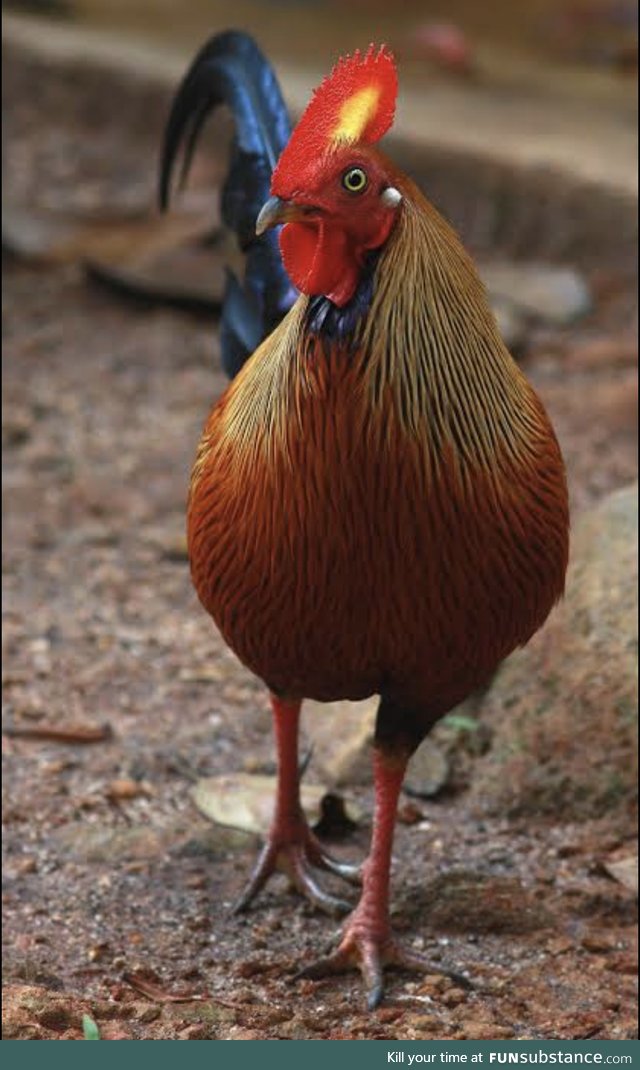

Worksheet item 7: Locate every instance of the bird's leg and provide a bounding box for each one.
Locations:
[233,695,360,918]
[297,746,470,1009]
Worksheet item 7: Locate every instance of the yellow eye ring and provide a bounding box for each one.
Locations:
[342,167,368,194]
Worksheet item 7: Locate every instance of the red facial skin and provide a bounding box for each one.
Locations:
[272,147,399,307]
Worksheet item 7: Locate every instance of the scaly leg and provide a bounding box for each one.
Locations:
[297,747,471,1008]
[233,696,361,918]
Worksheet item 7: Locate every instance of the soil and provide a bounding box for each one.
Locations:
[2,43,638,1040]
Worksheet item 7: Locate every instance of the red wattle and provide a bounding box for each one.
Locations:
[280,222,361,308]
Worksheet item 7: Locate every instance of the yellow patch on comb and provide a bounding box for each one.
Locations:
[331,86,381,144]
[272,45,397,192]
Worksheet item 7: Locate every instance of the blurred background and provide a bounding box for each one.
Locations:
[2,0,638,1042]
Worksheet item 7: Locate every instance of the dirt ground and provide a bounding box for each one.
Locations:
[2,44,638,1040]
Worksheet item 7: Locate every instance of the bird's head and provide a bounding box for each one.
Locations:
[255,45,402,308]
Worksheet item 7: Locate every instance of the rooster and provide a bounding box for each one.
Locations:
[160,31,569,1009]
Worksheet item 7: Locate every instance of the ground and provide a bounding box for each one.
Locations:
[2,35,638,1041]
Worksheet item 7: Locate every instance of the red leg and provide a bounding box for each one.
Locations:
[233,696,360,917]
[297,747,471,1008]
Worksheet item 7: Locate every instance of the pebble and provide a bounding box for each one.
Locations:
[106,778,152,801]
[581,932,619,953]
[461,1022,515,1039]
[480,261,592,326]
[225,1026,264,1040]
[441,987,468,1007]
[404,738,450,799]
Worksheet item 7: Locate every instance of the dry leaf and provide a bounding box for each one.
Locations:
[604,856,638,893]
[190,773,359,835]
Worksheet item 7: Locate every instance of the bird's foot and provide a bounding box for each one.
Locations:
[296,912,472,1010]
[232,823,361,918]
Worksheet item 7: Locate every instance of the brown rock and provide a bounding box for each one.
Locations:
[305,698,377,786]
[470,483,638,819]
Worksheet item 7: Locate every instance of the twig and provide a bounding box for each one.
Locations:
[122,972,208,1004]
[3,722,113,744]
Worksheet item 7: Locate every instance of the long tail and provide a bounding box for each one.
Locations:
[159,30,297,378]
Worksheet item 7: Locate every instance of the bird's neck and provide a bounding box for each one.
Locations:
[217,181,548,479]
[351,182,545,473]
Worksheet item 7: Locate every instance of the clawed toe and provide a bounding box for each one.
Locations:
[306,835,363,886]
[232,835,357,917]
[295,921,472,1009]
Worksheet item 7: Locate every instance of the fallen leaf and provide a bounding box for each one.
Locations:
[82,1014,100,1040]
[190,773,359,835]
[603,856,638,893]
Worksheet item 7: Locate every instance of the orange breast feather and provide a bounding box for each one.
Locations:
[187,298,568,719]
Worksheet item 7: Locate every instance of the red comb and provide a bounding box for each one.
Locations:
[273,45,397,194]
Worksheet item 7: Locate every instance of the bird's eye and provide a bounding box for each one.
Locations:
[342,167,368,194]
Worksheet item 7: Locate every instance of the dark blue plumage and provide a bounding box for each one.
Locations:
[159,30,297,378]
[306,251,380,345]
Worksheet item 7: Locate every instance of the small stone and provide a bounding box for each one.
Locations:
[132,1003,161,1023]
[87,942,110,962]
[7,857,37,877]
[546,936,574,956]
[106,778,152,801]
[100,1026,132,1040]
[441,987,467,1006]
[179,665,224,683]
[606,953,637,975]
[398,801,424,825]
[404,738,450,799]
[305,697,377,786]
[179,1023,212,1039]
[462,1021,514,1039]
[479,260,591,326]
[375,1007,404,1023]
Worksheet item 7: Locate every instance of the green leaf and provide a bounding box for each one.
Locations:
[442,713,479,733]
[82,1014,101,1040]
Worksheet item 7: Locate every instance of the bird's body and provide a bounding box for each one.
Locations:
[189,177,567,734]
[161,34,569,1008]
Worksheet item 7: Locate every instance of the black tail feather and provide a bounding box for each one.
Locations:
[159,30,297,378]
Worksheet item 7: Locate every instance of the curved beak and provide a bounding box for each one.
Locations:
[255,195,315,236]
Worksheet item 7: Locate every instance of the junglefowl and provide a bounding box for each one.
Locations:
[159,31,569,1009]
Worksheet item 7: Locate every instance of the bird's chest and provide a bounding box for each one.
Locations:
[187,346,568,703]
[187,353,424,693]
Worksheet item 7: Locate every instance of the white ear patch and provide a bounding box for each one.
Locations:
[380,186,402,208]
